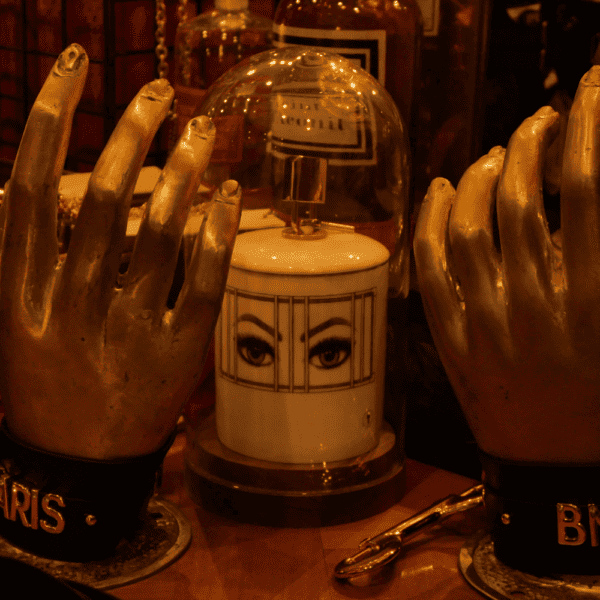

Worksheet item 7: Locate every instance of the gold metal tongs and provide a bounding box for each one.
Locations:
[334,484,485,580]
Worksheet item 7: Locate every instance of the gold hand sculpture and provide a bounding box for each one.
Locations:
[414,66,600,465]
[0,43,242,460]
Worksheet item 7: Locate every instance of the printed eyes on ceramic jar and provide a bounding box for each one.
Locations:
[236,334,352,371]
[236,335,275,367]
[308,337,351,370]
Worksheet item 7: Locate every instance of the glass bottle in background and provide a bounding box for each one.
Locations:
[271,0,420,259]
[273,0,496,219]
[272,0,422,149]
[172,0,274,136]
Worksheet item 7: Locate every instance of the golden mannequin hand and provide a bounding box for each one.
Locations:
[0,44,242,460]
[414,66,600,464]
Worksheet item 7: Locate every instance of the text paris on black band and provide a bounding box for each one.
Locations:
[480,449,600,575]
[0,419,174,562]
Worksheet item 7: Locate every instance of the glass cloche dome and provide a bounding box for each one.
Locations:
[196,46,411,296]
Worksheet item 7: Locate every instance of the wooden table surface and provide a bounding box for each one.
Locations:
[111,432,489,600]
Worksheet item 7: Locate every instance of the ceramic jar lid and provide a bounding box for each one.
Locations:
[230,229,390,275]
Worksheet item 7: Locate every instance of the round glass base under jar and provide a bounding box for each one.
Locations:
[185,410,405,527]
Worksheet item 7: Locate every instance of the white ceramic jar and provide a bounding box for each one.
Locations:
[215,227,389,464]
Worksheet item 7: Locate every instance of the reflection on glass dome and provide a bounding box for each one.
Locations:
[197,46,410,295]
[198,46,408,216]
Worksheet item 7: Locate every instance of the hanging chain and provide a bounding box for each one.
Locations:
[155,0,169,80]
[154,0,191,146]
[178,0,192,86]
[155,0,191,81]
[177,0,189,25]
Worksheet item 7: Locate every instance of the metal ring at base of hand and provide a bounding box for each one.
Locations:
[0,497,191,590]
[460,531,600,600]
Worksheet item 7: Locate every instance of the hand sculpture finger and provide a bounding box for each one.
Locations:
[173,180,242,335]
[413,177,465,357]
[496,106,562,357]
[101,181,242,451]
[449,147,509,365]
[561,66,600,354]
[416,150,510,447]
[1,44,88,325]
[121,116,216,318]
[53,79,174,335]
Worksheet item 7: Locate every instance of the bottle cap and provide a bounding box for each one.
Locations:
[215,0,248,10]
